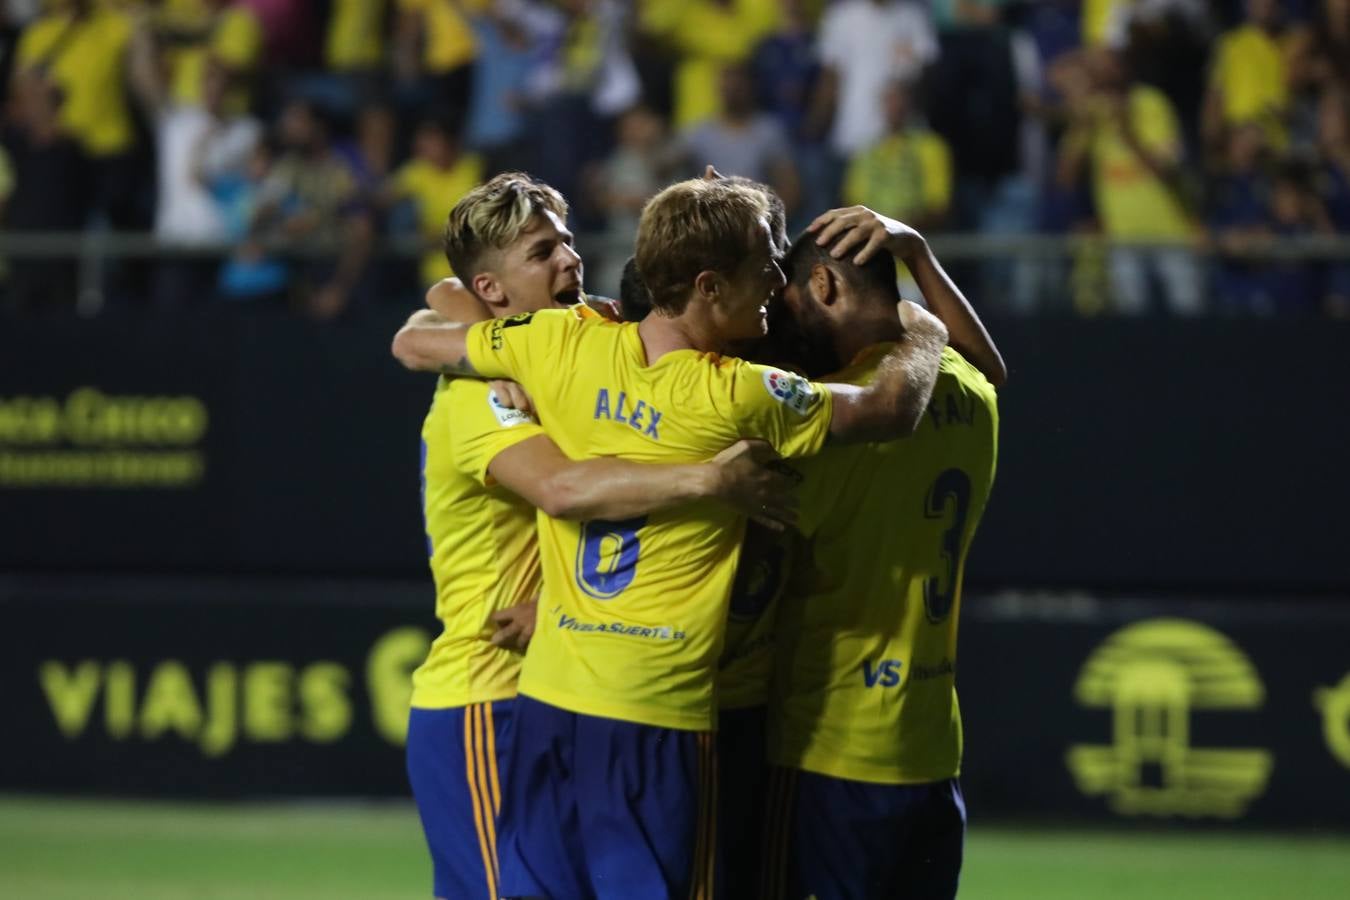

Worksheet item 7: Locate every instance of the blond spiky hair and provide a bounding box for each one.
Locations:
[442,172,569,280]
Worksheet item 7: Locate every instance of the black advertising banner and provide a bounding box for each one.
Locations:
[3,313,1350,591]
[957,593,1350,827]
[3,576,435,797]
[4,579,1348,827]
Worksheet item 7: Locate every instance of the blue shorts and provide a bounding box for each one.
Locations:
[497,695,717,900]
[762,768,966,900]
[717,705,769,899]
[406,702,515,900]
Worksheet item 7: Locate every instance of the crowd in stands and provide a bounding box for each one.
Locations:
[1,0,1348,318]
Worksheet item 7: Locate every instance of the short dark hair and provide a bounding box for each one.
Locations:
[619,256,653,321]
[782,230,900,306]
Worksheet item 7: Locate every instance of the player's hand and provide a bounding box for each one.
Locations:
[709,439,799,532]
[489,599,537,652]
[808,206,928,265]
[898,299,949,344]
[489,380,535,418]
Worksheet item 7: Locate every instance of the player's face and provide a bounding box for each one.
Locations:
[494,211,584,312]
[714,219,786,342]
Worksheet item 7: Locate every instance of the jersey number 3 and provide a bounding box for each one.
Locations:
[923,468,971,624]
[575,517,647,600]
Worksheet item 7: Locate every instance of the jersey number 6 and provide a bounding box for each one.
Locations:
[575,516,647,600]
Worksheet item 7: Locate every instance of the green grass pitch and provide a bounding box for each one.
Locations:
[1,796,1347,899]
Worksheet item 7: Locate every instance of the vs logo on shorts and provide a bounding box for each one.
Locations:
[762,369,817,416]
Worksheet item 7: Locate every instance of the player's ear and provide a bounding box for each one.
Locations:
[472,272,508,309]
[693,269,720,303]
[809,263,837,307]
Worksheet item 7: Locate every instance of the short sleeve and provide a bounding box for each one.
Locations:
[728,361,834,459]
[444,380,546,487]
[463,308,568,383]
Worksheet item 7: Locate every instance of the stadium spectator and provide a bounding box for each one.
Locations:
[843,79,952,231]
[750,0,829,228]
[680,64,798,214]
[239,0,317,66]
[1316,88,1350,316]
[13,0,144,231]
[256,99,373,318]
[1209,122,1276,314]
[0,76,85,313]
[395,0,479,123]
[157,0,263,113]
[384,115,483,286]
[1288,0,1350,96]
[1265,160,1330,314]
[514,0,639,225]
[335,101,398,201]
[1059,49,1203,315]
[213,136,289,303]
[640,0,780,129]
[463,6,533,176]
[1,1,41,103]
[131,22,262,307]
[593,104,680,295]
[323,0,387,92]
[810,0,937,164]
[1202,0,1294,153]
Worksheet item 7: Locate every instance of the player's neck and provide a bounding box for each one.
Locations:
[636,311,721,364]
[832,308,904,369]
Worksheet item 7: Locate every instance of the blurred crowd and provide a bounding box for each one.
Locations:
[1,0,1349,318]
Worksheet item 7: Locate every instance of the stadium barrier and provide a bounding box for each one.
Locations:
[4,576,1347,827]
[2,310,1348,590]
[3,230,1350,314]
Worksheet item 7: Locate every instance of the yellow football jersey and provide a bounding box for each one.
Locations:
[464,307,834,731]
[770,346,998,784]
[718,523,796,710]
[410,376,546,709]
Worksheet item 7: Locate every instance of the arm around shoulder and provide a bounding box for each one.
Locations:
[825,301,949,444]
[390,310,477,375]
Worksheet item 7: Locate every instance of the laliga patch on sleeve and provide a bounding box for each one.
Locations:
[487,390,535,428]
[762,368,817,416]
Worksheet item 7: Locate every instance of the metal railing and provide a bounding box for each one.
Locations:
[4,230,1350,315]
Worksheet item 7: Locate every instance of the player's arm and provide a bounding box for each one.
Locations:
[391,311,479,377]
[821,301,949,444]
[810,206,1007,387]
[487,435,797,531]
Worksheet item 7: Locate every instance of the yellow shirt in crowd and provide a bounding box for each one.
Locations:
[844,129,953,221]
[392,155,485,285]
[641,0,780,128]
[327,0,387,71]
[1210,23,1290,143]
[17,8,135,157]
[1086,85,1194,240]
[400,0,481,73]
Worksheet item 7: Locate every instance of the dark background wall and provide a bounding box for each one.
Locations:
[2,312,1346,591]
